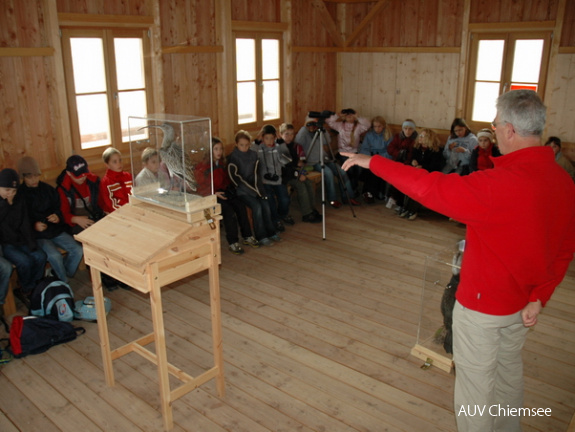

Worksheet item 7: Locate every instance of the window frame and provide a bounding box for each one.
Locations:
[232,31,284,131]
[61,27,153,158]
[464,28,552,131]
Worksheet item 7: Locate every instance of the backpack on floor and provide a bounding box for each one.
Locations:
[9,315,85,358]
[29,277,75,322]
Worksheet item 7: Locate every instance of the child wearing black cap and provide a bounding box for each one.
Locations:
[17,156,84,283]
[56,155,104,235]
[0,168,47,296]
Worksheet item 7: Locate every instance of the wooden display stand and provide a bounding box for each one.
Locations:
[75,198,224,431]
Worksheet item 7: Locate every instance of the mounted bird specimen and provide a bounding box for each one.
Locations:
[139,123,197,192]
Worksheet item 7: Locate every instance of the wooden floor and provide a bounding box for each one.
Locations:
[1,201,574,432]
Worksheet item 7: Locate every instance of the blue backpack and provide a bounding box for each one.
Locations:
[29,277,75,322]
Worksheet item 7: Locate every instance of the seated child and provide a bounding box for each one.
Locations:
[17,156,83,283]
[359,116,393,202]
[0,248,13,322]
[470,128,501,173]
[252,124,294,232]
[56,155,104,234]
[135,147,170,189]
[197,137,260,254]
[56,156,118,291]
[0,168,47,296]
[228,130,280,247]
[100,147,133,214]
[280,123,322,223]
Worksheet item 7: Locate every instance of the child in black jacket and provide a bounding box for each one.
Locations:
[0,168,46,295]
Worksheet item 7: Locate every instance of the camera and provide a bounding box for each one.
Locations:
[307,110,335,129]
[264,173,279,181]
[308,110,335,119]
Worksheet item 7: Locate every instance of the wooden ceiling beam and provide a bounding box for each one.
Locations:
[345,0,390,47]
[311,0,345,47]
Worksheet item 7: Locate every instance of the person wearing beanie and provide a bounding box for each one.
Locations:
[18,156,83,283]
[0,168,47,296]
[469,128,502,173]
[386,119,419,214]
[56,155,104,234]
[99,147,133,214]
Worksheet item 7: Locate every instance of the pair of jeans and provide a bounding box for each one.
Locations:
[0,254,13,304]
[287,177,315,216]
[239,194,276,241]
[2,244,47,294]
[313,162,354,202]
[219,196,253,245]
[38,232,83,283]
[263,183,290,224]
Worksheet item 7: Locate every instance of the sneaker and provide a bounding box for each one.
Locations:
[395,206,404,214]
[243,236,260,248]
[283,215,295,225]
[330,200,342,209]
[408,212,418,221]
[302,213,321,223]
[399,209,410,218]
[275,221,286,232]
[229,242,245,255]
[363,192,375,204]
[270,233,282,242]
[259,237,275,246]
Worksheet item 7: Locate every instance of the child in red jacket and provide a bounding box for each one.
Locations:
[100,147,133,214]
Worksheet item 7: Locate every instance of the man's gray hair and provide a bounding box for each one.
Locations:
[496,90,546,137]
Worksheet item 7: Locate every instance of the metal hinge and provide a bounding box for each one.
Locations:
[204,209,216,230]
[421,357,433,370]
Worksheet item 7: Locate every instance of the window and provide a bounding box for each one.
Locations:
[234,32,282,129]
[62,28,152,155]
[465,30,551,128]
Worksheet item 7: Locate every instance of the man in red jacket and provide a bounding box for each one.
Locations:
[342,90,575,432]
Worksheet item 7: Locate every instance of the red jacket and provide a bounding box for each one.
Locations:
[100,169,133,213]
[370,146,575,315]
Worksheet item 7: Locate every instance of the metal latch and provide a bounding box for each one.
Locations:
[204,209,216,230]
[421,357,433,370]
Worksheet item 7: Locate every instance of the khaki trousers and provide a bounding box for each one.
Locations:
[453,301,529,432]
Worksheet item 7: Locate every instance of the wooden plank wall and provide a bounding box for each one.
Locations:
[342,0,463,48]
[0,0,574,179]
[335,0,575,138]
[0,1,58,171]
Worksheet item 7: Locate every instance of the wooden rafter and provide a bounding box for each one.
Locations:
[311,0,391,48]
[311,0,345,47]
[345,0,390,47]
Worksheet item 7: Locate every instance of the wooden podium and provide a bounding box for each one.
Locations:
[75,199,224,431]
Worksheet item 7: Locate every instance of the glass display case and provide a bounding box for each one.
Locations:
[411,239,465,373]
[128,114,214,214]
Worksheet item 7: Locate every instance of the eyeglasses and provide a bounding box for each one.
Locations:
[491,120,507,130]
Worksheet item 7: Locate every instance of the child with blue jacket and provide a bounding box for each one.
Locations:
[359,116,393,203]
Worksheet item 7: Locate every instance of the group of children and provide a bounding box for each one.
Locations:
[0,147,135,314]
[4,111,566,307]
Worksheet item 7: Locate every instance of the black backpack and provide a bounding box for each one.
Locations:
[9,316,85,358]
[29,277,75,322]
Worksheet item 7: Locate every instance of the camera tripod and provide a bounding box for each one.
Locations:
[306,123,357,239]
